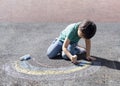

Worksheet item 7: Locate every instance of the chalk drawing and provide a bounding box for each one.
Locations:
[3,59,101,81]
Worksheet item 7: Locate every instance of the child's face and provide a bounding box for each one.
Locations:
[78,28,85,38]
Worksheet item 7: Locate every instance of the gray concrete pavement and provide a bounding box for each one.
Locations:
[0,22,120,86]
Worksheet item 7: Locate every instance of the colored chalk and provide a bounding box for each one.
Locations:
[20,54,31,61]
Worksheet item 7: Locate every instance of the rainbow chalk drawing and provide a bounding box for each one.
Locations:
[14,61,90,75]
[3,55,101,81]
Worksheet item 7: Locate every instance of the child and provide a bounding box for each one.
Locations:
[47,19,97,63]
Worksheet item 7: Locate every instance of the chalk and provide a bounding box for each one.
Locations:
[20,54,31,61]
[75,60,92,66]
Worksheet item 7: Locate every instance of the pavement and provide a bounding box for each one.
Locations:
[0,22,120,86]
[0,0,120,86]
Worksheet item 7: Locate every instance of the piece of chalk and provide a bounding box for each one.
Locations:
[20,54,31,61]
[76,61,92,66]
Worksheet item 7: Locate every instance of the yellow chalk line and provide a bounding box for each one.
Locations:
[14,61,90,75]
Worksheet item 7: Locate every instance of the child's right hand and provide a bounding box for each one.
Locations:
[71,55,77,63]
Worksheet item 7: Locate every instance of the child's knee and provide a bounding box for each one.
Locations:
[79,47,86,54]
[82,49,86,55]
[46,51,54,59]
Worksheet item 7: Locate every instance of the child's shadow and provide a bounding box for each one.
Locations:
[53,55,120,70]
[92,56,120,70]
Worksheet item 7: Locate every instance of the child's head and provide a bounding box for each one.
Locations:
[78,19,97,39]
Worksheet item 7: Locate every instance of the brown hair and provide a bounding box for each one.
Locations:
[79,19,97,39]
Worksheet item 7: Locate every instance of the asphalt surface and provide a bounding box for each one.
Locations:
[0,0,120,86]
[0,22,120,86]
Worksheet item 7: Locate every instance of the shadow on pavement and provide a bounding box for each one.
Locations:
[93,56,120,70]
[47,54,120,70]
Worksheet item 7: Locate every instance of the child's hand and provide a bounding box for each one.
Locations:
[86,56,96,61]
[71,55,77,63]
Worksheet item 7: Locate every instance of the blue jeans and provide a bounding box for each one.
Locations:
[47,39,86,60]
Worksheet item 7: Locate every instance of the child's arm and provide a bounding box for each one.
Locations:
[85,39,91,57]
[85,39,96,60]
[62,38,77,63]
